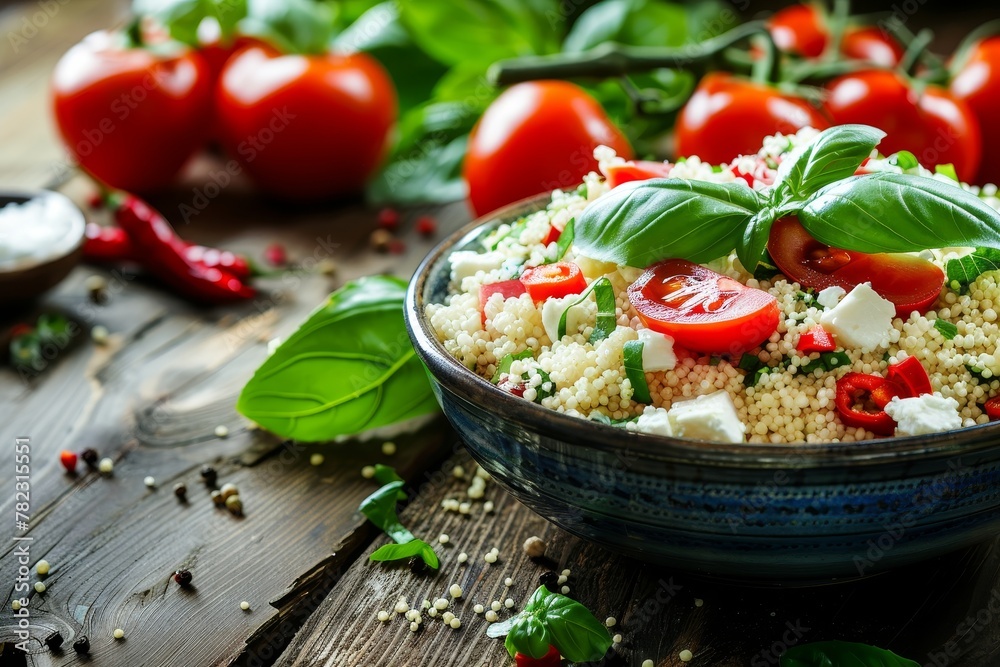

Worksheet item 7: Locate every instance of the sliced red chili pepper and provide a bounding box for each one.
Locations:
[515,645,561,667]
[835,372,897,436]
[984,396,1000,421]
[520,262,588,302]
[886,356,932,398]
[541,224,562,246]
[796,325,836,353]
[479,279,528,325]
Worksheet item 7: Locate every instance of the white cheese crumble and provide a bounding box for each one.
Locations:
[820,282,894,350]
[628,406,673,437]
[816,285,846,310]
[449,250,505,284]
[885,394,963,436]
[638,328,677,372]
[667,391,746,443]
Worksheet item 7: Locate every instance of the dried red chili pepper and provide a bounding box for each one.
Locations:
[115,195,254,303]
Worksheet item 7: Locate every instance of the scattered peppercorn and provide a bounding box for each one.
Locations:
[309,453,324,466]
[36,560,50,576]
[415,215,437,237]
[211,490,224,507]
[473,604,484,614]
[144,476,156,488]
[12,600,20,611]
[225,495,243,515]
[449,584,463,599]
[485,610,498,623]
[174,569,192,587]
[45,631,64,650]
[34,581,46,593]
[523,536,546,558]
[694,598,704,607]
[438,533,449,545]
[606,617,617,627]
[173,482,187,500]
[504,598,514,609]
[361,465,375,479]
[561,586,570,594]
[91,325,109,345]
[59,450,78,473]
[561,569,571,576]
[483,501,494,513]
[457,552,468,563]
[504,577,513,587]
[539,571,559,592]
[377,611,390,622]
[113,628,124,640]
[680,649,693,662]
[220,483,238,500]
[408,556,428,575]
[85,274,108,303]
[200,465,217,486]
[240,601,251,611]
[370,229,392,252]
[490,601,502,612]
[214,425,229,438]
[449,617,461,629]
[72,635,90,654]
[264,243,287,267]
[97,458,114,475]
[613,634,622,644]
[377,207,399,230]
[81,448,99,467]
[381,441,396,456]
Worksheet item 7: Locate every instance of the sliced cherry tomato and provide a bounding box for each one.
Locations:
[627,259,779,355]
[835,372,898,435]
[515,646,561,667]
[768,217,944,317]
[797,325,836,353]
[841,27,905,68]
[767,4,828,58]
[479,279,527,325]
[825,69,982,182]
[676,73,829,165]
[520,262,588,302]
[984,395,1000,421]
[950,36,1000,186]
[601,160,673,188]
[886,356,932,397]
[464,81,632,216]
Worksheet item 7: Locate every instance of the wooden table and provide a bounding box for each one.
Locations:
[3,2,1000,666]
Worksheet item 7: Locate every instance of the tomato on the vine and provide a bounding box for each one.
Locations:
[825,69,982,181]
[767,217,944,317]
[51,31,213,192]
[627,259,779,355]
[767,5,903,66]
[464,81,632,217]
[675,73,829,165]
[840,27,905,67]
[950,36,1000,186]
[215,45,397,200]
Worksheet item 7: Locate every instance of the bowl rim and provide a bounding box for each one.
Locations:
[405,192,1000,469]
[0,189,86,275]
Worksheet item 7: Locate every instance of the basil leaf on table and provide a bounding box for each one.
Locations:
[780,640,920,667]
[503,586,612,662]
[574,179,765,268]
[798,173,1000,254]
[236,275,438,442]
[946,247,1000,292]
[360,481,414,544]
[504,616,554,660]
[373,464,406,499]
[370,538,439,569]
[772,124,885,207]
[623,340,651,403]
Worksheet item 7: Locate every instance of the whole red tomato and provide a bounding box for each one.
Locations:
[463,81,632,217]
[825,70,981,181]
[675,73,829,164]
[51,31,212,192]
[950,36,1000,186]
[767,5,902,66]
[215,46,397,200]
[841,27,905,68]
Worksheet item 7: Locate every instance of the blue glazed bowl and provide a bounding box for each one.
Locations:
[405,194,1000,583]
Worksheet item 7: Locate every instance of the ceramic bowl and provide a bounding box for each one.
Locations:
[405,193,1000,583]
[0,190,85,306]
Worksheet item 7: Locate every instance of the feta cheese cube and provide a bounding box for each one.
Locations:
[541,295,587,344]
[449,251,505,283]
[816,285,846,310]
[628,406,673,437]
[884,394,962,436]
[637,328,677,372]
[820,282,894,350]
[667,391,746,443]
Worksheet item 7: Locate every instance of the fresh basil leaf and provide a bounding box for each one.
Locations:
[369,538,439,570]
[798,173,1000,254]
[556,278,616,342]
[564,0,686,52]
[935,163,960,182]
[486,615,518,638]
[419,542,440,569]
[738,353,763,372]
[946,248,1000,292]
[967,363,991,382]
[623,340,652,403]
[505,615,553,660]
[359,481,415,544]
[530,589,612,662]
[548,218,575,263]
[36,314,70,345]
[889,150,919,170]
[372,464,406,500]
[574,179,765,268]
[753,249,781,281]
[240,0,333,54]
[526,368,556,403]
[773,125,885,206]
[934,319,958,340]
[780,641,920,667]
[10,332,42,370]
[589,412,613,425]
[492,349,534,383]
[821,351,850,371]
[236,276,438,442]
[133,0,212,45]
[738,207,778,274]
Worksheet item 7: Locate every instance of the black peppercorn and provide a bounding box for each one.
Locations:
[174,569,192,586]
[45,631,64,650]
[81,448,99,467]
[200,465,217,486]
[408,556,428,575]
[173,482,187,500]
[72,635,90,654]
[539,571,559,592]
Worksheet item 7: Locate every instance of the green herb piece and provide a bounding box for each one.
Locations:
[492,349,534,383]
[503,586,612,663]
[889,150,920,171]
[935,163,959,181]
[772,124,886,207]
[236,276,438,443]
[797,173,1000,255]
[548,218,575,263]
[821,351,850,370]
[745,365,771,388]
[556,277,616,342]
[133,0,247,45]
[753,250,781,281]
[526,368,556,403]
[934,320,959,340]
[780,640,920,667]
[370,539,439,570]
[36,314,71,345]
[589,412,613,425]
[359,481,415,544]
[562,0,727,52]
[622,340,652,403]
[490,217,529,251]
[372,464,407,500]
[739,353,763,372]
[967,364,992,382]
[946,248,1000,292]
[240,0,334,55]
[709,355,722,366]
[9,331,41,369]
[573,179,765,268]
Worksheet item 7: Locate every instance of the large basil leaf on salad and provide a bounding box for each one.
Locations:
[574,178,765,267]
[797,173,1000,254]
[780,641,920,667]
[236,276,438,442]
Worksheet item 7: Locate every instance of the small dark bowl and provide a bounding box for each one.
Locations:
[405,193,1000,584]
[0,190,85,307]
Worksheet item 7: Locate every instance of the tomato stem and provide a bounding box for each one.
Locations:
[882,17,946,77]
[899,28,934,77]
[489,21,780,87]
[819,0,851,64]
[124,17,144,49]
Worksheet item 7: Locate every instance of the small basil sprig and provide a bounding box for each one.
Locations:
[945,247,1000,292]
[622,340,652,403]
[575,124,1000,272]
[236,276,438,443]
[548,218,575,263]
[780,640,919,667]
[557,277,616,341]
[360,479,439,570]
[497,586,612,663]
